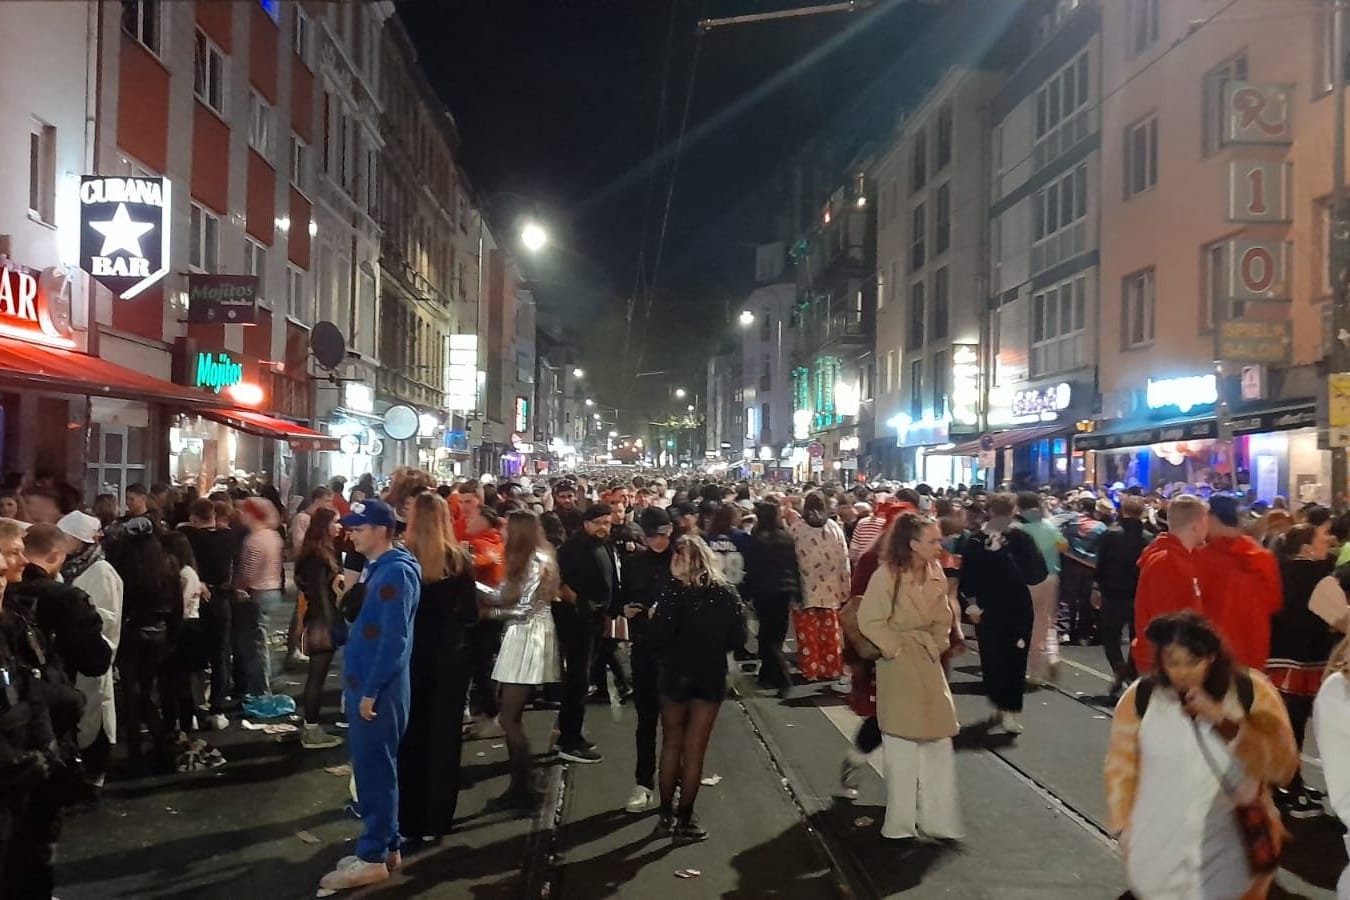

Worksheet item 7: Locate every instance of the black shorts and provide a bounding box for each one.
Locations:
[659,672,727,703]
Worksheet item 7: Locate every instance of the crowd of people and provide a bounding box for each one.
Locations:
[4,464,1350,897]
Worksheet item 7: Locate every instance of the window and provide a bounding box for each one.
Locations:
[1321,7,1350,93]
[249,92,275,161]
[1126,0,1160,57]
[245,239,268,304]
[935,184,951,255]
[1032,163,1088,272]
[911,203,926,272]
[759,310,771,342]
[293,5,311,65]
[885,349,896,393]
[935,102,953,171]
[910,359,924,418]
[1202,55,1247,157]
[933,267,949,339]
[1033,50,1091,170]
[761,354,771,391]
[194,30,225,114]
[28,121,55,225]
[911,129,927,192]
[1125,116,1159,198]
[1032,275,1087,375]
[908,281,926,350]
[289,134,310,193]
[322,92,334,175]
[931,349,947,418]
[1122,268,1156,348]
[889,261,899,310]
[1203,241,1244,328]
[761,403,771,437]
[286,265,307,321]
[189,203,219,273]
[121,0,160,55]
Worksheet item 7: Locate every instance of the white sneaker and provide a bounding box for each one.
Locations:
[319,857,390,891]
[1000,712,1024,735]
[624,785,657,814]
[202,713,229,731]
[830,676,852,695]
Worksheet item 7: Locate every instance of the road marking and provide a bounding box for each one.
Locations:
[1059,656,1115,682]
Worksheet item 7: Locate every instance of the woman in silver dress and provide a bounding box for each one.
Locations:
[484,510,561,812]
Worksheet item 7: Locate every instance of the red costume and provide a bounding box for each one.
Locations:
[1131,533,1204,673]
[1195,534,1282,670]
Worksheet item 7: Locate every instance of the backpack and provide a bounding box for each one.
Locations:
[1134,669,1255,718]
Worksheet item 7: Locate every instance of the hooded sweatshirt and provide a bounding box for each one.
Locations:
[467,527,506,588]
[1196,533,1282,670]
[1132,533,1204,673]
[343,544,422,702]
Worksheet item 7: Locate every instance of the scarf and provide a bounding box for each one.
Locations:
[61,542,105,584]
[984,515,1012,551]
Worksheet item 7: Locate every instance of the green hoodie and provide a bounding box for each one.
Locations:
[1016,509,1064,576]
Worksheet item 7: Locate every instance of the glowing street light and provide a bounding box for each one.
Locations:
[573,368,585,379]
[520,221,548,253]
[592,413,600,420]
[674,388,687,399]
[585,398,594,407]
[739,309,755,327]
[687,404,695,413]
[608,430,618,438]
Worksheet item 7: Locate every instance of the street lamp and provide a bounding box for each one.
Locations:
[584,398,594,407]
[739,310,755,327]
[608,430,618,438]
[675,388,687,399]
[520,221,548,253]
[592,413,600,420]
[573,368,585,379]
[687,404,695,413]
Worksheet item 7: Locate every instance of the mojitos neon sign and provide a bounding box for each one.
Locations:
[194,352,244,394]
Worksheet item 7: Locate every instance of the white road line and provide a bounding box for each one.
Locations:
[1059,656,1115,682]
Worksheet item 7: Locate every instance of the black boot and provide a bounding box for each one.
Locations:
[673,806,707,842]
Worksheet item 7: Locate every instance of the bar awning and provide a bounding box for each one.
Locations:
[200,408,340,452]
[941,423,1071,456]
[0,334,226,408]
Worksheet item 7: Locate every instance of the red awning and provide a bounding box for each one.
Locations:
[200,408,339,452]
[942,423,1072,456]
[0,334,226,408]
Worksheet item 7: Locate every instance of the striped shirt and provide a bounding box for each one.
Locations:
[236,527,283,591]
[848,515,887,565]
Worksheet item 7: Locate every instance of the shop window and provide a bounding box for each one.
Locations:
[1125,115,1159,198]
[194,30,226,116]
[121,0,160,56]
[249,92,275,163]
[1122,267,1156,348]
[1203,54,1246,157]
[189,202,219,273]
[28,120,56,226]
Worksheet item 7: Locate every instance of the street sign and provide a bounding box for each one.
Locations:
[1215,319,1292,364]
[187,274,259,324]
[811,457,824,473]
[978,449,996,470]
[808,441,824,459]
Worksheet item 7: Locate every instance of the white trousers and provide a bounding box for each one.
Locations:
[1027,573,1061,680]
[880,734,963,840]
[1339,836,1350,900]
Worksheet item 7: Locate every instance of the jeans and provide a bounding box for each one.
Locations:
[1099,593,1136,684]
[553,602,598,747]
[631,645,660,789]
[232,589,281,697]
[754,594,793,690]
[203,588,233,711]
[1057,557,1099,643]
[118,623,171,766]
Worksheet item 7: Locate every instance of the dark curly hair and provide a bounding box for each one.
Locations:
[1144,610,1236,701]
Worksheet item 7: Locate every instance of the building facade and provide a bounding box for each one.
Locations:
[1085,0,1332,503]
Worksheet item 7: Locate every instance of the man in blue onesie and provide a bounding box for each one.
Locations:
[320,499,421,892]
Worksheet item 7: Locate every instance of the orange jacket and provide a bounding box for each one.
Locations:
[1132,533,1204,673]
[1195,534,1282,670]
[467,528,505,588]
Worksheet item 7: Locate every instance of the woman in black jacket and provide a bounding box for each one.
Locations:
[398,492,478,847]
[649,535,746,842]
[294,507,343,750]
[740,500,801,696]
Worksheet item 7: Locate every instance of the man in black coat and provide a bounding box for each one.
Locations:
[612,507,675,812]
[1093,495,1153,696]
[555,503,618,763]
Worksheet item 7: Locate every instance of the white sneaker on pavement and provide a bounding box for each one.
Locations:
[1000,712,1024,735]
[624,785,657,813]
[319,857,390,891]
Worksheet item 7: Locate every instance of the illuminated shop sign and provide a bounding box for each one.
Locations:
[1146,374,1217,414]
[950,344,980,427]
[0,266,74,347]
[446,334,478,412]
[514,396,529,432]
[78,176,170,300]
[194,352,244,394]
[1013,383,1072,419]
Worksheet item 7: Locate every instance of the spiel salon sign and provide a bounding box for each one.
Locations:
[79,176,170,300]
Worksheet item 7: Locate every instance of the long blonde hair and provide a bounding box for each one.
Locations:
[500,510,553,605]
[671,534,727,588]
[405,492,468,581]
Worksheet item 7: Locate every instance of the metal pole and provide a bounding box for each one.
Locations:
[1332,0,1349,507]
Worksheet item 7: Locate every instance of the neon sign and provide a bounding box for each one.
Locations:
[1146,374,1217,413]
[194,352,244,394]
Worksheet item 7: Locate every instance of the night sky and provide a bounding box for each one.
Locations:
[399,0,1002,426]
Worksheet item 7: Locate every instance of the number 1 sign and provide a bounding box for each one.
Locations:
[1227,160,1290,223]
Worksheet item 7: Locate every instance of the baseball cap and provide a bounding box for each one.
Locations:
[638,507,673,537]
[1208,494,1241,527]
[582,502,613,522]
[340,499,397,529]
[57,511,101,545]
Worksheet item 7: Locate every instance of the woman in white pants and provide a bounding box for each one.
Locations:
[857,513,962,842]
[1314,637,1350,898]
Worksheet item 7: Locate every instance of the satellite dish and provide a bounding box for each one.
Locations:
[383,404,419,441]
[310,321,347,370]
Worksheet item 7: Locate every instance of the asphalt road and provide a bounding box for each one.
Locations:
[51,622,1349,898]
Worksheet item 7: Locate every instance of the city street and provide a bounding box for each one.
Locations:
[53,623,1350,899]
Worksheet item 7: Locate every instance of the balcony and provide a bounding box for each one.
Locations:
[799,207,874,292]
[796,293,871,359]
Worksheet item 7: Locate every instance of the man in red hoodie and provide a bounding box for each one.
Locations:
[1132,494,1209,674]
[1195,494,1281,670]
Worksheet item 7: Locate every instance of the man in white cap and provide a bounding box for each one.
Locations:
[57,510,123,788]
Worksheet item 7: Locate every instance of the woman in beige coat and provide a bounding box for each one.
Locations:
[857,513,963,842]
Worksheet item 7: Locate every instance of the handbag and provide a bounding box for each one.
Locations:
[603,614,631,642]
[840,588,886,662]
[1191,718,1285,874]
